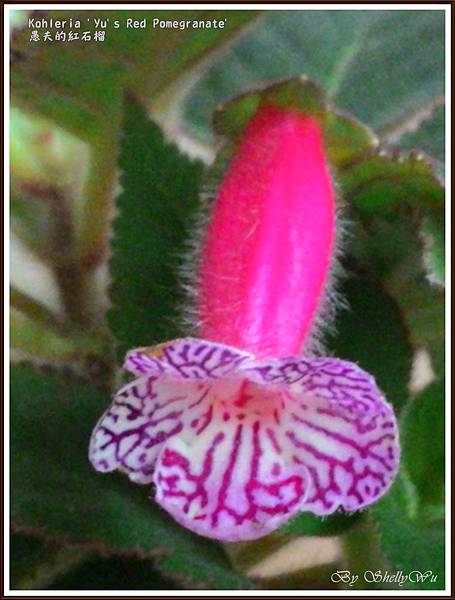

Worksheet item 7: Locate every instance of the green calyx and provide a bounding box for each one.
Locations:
[212,76,378,170]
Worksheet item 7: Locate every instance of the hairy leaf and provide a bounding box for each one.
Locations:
[10,533,87,590]
[370,475,445,590]
[279,511,361,538]
[350,212,444,377]
[340,150,443,214]
[329,273,412,414]
[401,381,445,507]
[108,97,203,358]
[46,553,182,591]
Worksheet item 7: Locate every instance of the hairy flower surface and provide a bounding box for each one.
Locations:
[90,93,400,541]
[198,104,335,358]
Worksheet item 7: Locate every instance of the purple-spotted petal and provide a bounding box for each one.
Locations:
[124,338,253,379]
[244,356,400,514]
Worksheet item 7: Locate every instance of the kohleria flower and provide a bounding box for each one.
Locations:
[90,88,400,542]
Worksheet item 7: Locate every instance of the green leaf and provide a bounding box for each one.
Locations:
[11,364,253,589]
[10,107,90,262]
[10,311,111,384]
[340,148,445,316]
[46,553,182,590]
[108,97,203,357]
[341,515,391,590]
[186,11,444,140]
[10,533,180,591]
[10,533,87,590]
[10,285,113,382]
[368,374,445,589]
[11,53,122,142]
[340,150,443,215]
[324,111,377,170]
[370,475,445,590]
[400,381,445,507]
[329,272,413,414]
[350,212,445,377]
[332,272,443,590]
[279,511,361,537]
[399,104,445,163]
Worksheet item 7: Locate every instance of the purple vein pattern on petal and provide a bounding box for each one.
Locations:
[153,376,312,541]
[91,338,253,486]
[90,339,399,541]
[242,356,400,514]
[123,337,253,378]
[89,374,212,484]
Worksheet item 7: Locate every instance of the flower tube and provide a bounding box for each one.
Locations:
[198,104,334,358]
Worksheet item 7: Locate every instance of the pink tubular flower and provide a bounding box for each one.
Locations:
[90,97,400,542]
